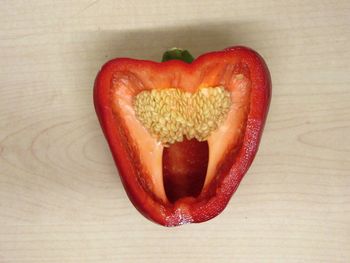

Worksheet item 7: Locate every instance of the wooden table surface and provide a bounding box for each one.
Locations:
[1,1,349,262]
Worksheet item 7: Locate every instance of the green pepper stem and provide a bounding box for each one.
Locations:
[162,48,194,63]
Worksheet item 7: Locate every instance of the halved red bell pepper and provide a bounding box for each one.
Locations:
[94,46,271,226]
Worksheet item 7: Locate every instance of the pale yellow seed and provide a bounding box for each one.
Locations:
[236,74,244,80]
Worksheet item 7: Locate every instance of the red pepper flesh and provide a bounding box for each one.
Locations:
[94,46,271,226]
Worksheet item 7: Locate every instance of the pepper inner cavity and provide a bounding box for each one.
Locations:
[134,86,231,145]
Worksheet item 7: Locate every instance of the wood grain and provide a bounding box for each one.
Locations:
[0,0,349,262]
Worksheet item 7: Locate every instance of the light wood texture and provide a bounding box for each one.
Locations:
[1,1,349,262]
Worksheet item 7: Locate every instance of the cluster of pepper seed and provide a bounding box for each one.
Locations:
[134,86,231,145]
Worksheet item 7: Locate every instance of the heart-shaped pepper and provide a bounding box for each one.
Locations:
[94,46,271,226]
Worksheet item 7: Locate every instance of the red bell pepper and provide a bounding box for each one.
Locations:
[94,46,271,226]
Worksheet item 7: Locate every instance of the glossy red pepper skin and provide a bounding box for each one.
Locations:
[94,46,271,226]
